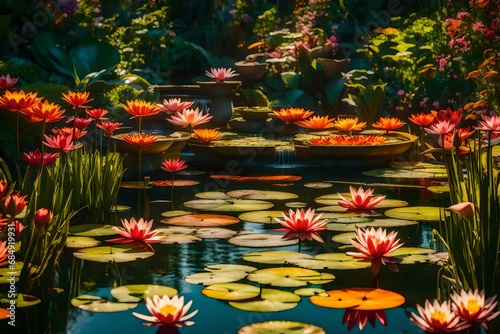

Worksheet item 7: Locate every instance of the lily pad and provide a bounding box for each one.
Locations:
[229,288,301,312]
[285,202,307,208]
[242,250,311,265]
[177,170,206,176]
[238,321,325,334]
[110,205,131,212]
[226,189,298,200]
[210,175,302,182]
[195,228,238,239]
[228,233,298,247]
[326,218,418,232]
[185,271,248,285]
[247,267,335,287]
[110,284,178,302]
[202,283,261,301]
[331,232,355,245]
[161,213,239,227]
[66,236,101,249]
[316,194,407,208]
[293,288,328,297]
[427,185,450,193]
[310,288,405,311]
[183,199,274,212]
[0,293,41,308]
[69,224,117,237]
[238,211,285,224]
[119,181,152,189]
[384,206,442,221]
[73,244,154,263]
[362,165,447,179]
[156,226,197,234]
[286,253,371,270]
[0,262,22,284]
[304,182,333,189]
[195,191,230,200]
[160,234,202,244]
[160,210,193,218]
[205,264,257,273]
[152,180,200,187]
[71,295,138,312]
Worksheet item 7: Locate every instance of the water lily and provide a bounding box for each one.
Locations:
[0,74,19,89]
[447,202,475,219]
[167,107,212,129]
[61,91,93,109]
[86,108,108,120]
[295,115,336,130]
[132,295,198,327]
[108,217,162,243]
[432,107,462,126]
[425,120,455,135]
[332,117,367,133]
[410,299,470,333]
[23,100,65,123]
[450,289,500,329]
[4,193,28,216]
[0,179,8,199]
[96,120,123,137]
[372,117,405,133]
[347,226,403,277]
[122,133,159,146]
[475,115,500,132]
[408,112,436,128]
[43,133,83,153]
[22,149,59,166]
[34,208,53,233]
[122,99,162,118]
[52,127,87,140]
[0,241,7,263]
[192,128,223,143]
[67,117,92,130]
[342,309,386,330]
[0,90,41,113]
[274,208,329,242]
[337,186,386,210]
[271,107,314,124]
[160,98,194,114]
[161,158,188,173]
[205,67,238,82]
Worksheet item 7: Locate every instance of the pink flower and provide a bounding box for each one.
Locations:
[132,295,197,327]
[67,116,92,130]
[434,107,462,126]
[108,217,163,244]
[22,149,59,166]
[167,107,212,128]
[161,158,188,173]
[450,289,500,330]
[159,98,194,114]
[0,74,19,89]
[425,120,455,135]
[274,208,329,242]
[447,202,475,219]
[410,299,470,333]
[34,208,53,233]
[43,133,83,153]
[96,120,122,135]
[475,115,500,132]
[205,68,238,82]
[337,186,386,210]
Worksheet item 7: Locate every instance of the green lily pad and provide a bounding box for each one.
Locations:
[183,199,274,212]
[160,234,202,244]
[71,295,138,312]
[195,191,230,200]
[362,165,447,179]
[110,284,178,302]
[185,271,248,285]
[238,211,285,224]
[176,170,206,176]
[226,189,298,201]
[205,264,257,273]
[286,253,371,270]
[120,181,152,189]
[228,233,298,247]
[242,250,310,265]
[384,206,442,221]
[285,202,307,208]
[427,185,450,193]
[195,227,238,239]
[160,210,193,218]
[202,283,261,301]
[110,205,131,212]
[293,288,329,297]
[156,226,197,235]
[229,288,300,312]
[238,321,325,334]
[0,262,22,284]
[162,213,239,227]
[73,244,154,263]
[304,182,333,189]
[69,224,117,237]
[0,293,41,308]
[331,232,355,245]
[66,236,101,249]
[247,267,335,287]
[330,217,374,224]
[326,218,418,232]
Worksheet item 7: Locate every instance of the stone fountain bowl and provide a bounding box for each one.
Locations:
[112,131,191,155]
[233,106,272,121]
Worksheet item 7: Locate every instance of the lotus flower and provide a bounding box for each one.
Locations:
[441,127,474,150]
[86,108,108,120]
[0,90,41,113]
[432,107,462,126]
[192,128,223,143]
[161,158,188,173]
[475,115,500,132]
[4,193,28,216]
[332,117,367,133]
[410,299,470,333]
[160,98,194,114]
[337,186,386,210]
[22,149,59,166]
[274,208,329,242]
[96,120,122,136]
[67,117,92,130]
[43,133,83,153]
[108,217,162,244]
[425,120,455,135]
[122,99,162,118]
[0,241,7,263]
[23,100,65,123]
[372,117,405,132]
[61,91,93,109]
[167,107,212,128]
[347,226,403,276]
[0,74,19,89]
[52,127,87,140]
[409,112,435,128]
[34,208,53,233]
[271,108,314,124]
[132,294,198,327]
[342,309,386,330]
[295,115,336,130]
[450,289,500,329]
[122,133,159,146]
[205,67,238,82]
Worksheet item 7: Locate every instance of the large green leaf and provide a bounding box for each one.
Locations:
[280,72,301,90]
[29,31,75,80]
[70,40,120,82]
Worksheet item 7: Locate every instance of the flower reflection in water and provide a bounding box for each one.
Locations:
[342,309,387,330]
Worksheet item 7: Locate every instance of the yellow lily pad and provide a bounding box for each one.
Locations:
[226,189,298,200]
[195,227,238,239]
[66,236,101,249]
[0,262,22,284]
[229,288,300,312]
[286,253,371,270]
[202,283,260,301]
[69,224,117,237]
[304,182,333,189]
[160,210,193,218]
[110,284,178,302]
[326,218,418,232]
[427,185,450,193]
[238,211,285,224]
[73,244,154,263]
[71,295,138,312]
[0,293,41,308]
[228,233,298,247]
[238,321,325,334]
[242,250,310,265]
[285,202,308,208]
[247,267,335,287]
[293,288,328,297]
[183,199,274,212]
[384,206,442,221]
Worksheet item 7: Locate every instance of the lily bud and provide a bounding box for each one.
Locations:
[34,208,53,233]
[452,129,462,149]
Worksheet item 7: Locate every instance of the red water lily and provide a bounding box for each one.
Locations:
[108,217,163,243]
[161,158,188,173]
[0,74,19,89]
[52,127,87,140]
[432,107,462,126]
[4,193,28,216]
[22,149,59,166]
[342,309,387,330]
[43,133,83,153]
[132,295,198,327]
[274,208,329,242]
[67,117,92,130]
[0,180,8,199]
[96,120,122,136]
[337,186,386,210]
[34,208,53,233]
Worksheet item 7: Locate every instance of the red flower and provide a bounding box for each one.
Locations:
[0,90,41,113]
[0,74,19,89]
[160,158,188,172]
[53,127,87,140]
[34,208,53,233]
[274,208,328,242]
[67,117,92,129]
[61,91,93,109]
[86,108,108,120]
[342,309,387,330]
[122,133,159,146]
[432,107,462,126]
[4,193,28,216]
[23,100,65,123]
[0,241,7,263]
[108,217,163,244]
[43,133,83,153]
[0,179,8,199]
[337,186,386,210]
[22,149,59,166]
[96,120,122,135]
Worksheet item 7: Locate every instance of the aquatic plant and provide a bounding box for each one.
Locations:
[410,299,470,333]
[132,294,198,327]
[337,186,386,210]
[108,217,162,244]
[205,67,238,82]
[274,208,328,243]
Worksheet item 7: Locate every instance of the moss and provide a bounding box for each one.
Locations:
[0,59,49,85]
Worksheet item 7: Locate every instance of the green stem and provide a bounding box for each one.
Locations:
[171,172,175,210]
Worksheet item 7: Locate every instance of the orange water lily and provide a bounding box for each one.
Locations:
[372,117,405,132]
[450,289,500,329]
[337,186,386,210]
[132,295,198,327]
[408,112,436,128]
[61,91,93,109]
[0,74,19,89]
[160,98,194,114]
[167,107,212,128]
[332,117,366,133]
[43,133,83,153]
[122,99,162,118]
[22,149,59,166]
[23,100,65,123]
[108,217,163,244]
[309,135,387,146]
[0,179,8,199]
[271,108,314,124]
[410,299,470,333]
[295,115,336,130]
[0,241,7,263]
[205,67,238,82]
[274,208,329,242]
[86,108,108,120]
[123,133,159,146]
[0,90,41,113]
[192,128,223,143]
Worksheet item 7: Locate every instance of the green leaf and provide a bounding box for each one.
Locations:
[280,72,301,89]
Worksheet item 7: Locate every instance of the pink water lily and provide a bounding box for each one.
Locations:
[132,295,198,327]
[159,98,194,114]
[450,289,500,330]
[205,67,238,82]
[410,299,470,333]
[0,74,19,89]
[274,208,329,242]
[447,202,475,219]
[475,115,500,132]
[337,186,386,210]
[425,120,456,135]
[108,217,163,243]
[167,107,212,128]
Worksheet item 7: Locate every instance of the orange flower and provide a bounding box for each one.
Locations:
[61,91,93,109]
[272,108,314,124]
[0,90,41,113]
[4,193,28,216]
[372,117,405,132]
[0,179,8,199]
[295,115,336,130]
[86,108,108,120]
[43,133,83,153]
[308,135,387,146]
[122,99,162,118]
[410,299,470,333]
[22,149,59,166]
[108,217,163,244]
[24,100,65,123]
[0,74,19,89]
[338,186,386,210]
[274,208,329,242]
[192,128,223,143]
[0,241,7,263]
[161,158,188,172]
[408,113,435,127]
[34,208,53,233]
[132,295,197,327]
[332,117,366,132]
[122,133,159,146]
